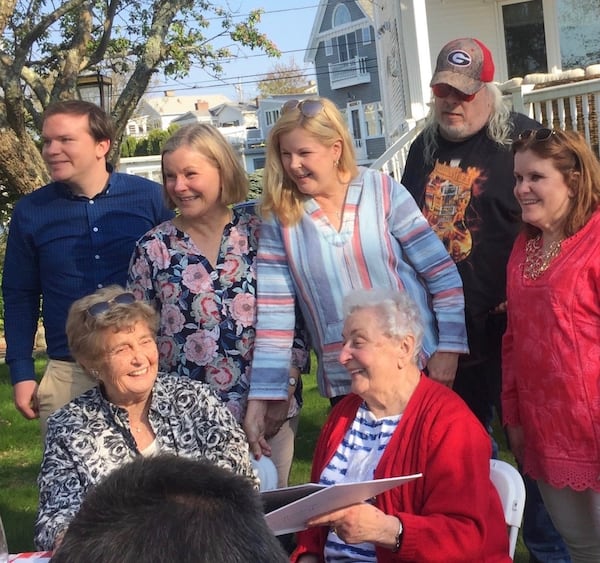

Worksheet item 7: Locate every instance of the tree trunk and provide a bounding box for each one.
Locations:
[0,128,49,195]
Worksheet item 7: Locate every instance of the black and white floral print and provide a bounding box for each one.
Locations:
[35,373,256,550]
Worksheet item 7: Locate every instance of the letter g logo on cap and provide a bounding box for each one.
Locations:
[447,50,472,67]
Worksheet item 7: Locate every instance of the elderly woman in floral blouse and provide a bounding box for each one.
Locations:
[127,123,308,488]
[35,285,256,551]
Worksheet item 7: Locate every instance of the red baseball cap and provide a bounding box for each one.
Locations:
[430,38,495,95]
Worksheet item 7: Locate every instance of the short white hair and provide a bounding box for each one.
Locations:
[342,288,424,361]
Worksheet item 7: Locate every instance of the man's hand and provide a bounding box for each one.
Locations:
[426,351,459,388]
[13,380,40,419]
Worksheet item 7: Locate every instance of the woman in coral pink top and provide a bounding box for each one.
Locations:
[503,128,600,561]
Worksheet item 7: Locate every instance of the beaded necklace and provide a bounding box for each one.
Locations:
[523,235,563,280]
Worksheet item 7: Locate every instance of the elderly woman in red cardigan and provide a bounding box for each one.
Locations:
[291,288,509,563]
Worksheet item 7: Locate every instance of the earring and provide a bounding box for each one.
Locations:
[90,369,99,379]
[334,159,339,167]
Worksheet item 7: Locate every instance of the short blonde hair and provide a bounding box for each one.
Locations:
[66,285,159,367]
[261,97,359,226]
[161,123,249,209]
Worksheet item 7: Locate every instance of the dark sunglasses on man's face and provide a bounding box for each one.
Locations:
[281,99,325,118]
[431,83,479,102]
[87,293,136,317]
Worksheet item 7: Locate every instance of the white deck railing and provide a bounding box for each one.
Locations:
[369,121,425,180]
[372,77,600,175]
[510,78,600,157]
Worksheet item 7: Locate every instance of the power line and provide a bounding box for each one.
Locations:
[147,35,379,94]
[145,57,382,95]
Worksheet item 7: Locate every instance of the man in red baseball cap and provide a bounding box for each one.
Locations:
[402,38,572,563]
[430,37,495,95]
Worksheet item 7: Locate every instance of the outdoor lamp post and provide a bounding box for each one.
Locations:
[76,70,113,111]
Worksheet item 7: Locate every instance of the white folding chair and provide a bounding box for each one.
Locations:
[489,459,526,559]
[251,455,278,491]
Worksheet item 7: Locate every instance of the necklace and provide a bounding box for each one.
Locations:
[523,235,563,280]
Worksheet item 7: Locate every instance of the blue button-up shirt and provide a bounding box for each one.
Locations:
[2,172,173,384]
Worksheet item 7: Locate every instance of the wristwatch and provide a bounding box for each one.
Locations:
[288,376,297,387]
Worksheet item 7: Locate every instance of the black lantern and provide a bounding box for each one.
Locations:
[76,70,113,111]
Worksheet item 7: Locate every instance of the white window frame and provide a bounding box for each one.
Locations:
[333,4,351,27]
[361,26,372,45]
[495,0,561,79]
[325,38,333,56]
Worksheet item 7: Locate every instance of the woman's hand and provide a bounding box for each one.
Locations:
[426,351,459,388]
[507,425,525,464]
[243,400,271,458]
[308,503,401,550]
[264,399,290,439]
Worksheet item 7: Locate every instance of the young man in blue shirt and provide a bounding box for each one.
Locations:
[2,100,173,436]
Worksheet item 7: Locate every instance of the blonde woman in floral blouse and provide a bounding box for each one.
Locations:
[35,285,255,551]
[127,123,307,487]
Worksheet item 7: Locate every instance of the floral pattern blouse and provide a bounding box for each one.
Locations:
[35,373,256,550]
[127,203,308,422]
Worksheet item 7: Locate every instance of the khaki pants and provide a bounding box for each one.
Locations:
[267,414,300,489]
[537,479,600,562]
[37,360,96,440]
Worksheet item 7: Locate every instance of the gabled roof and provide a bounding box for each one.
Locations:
[210,102,258,117]
[140,93,232,116]
[305,0,374,64]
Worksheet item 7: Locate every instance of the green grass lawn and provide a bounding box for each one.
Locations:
[0,358,528,560]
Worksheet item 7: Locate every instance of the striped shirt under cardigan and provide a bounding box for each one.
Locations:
[250,167,468,399]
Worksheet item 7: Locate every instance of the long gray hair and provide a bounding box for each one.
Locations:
[421,82,513,165]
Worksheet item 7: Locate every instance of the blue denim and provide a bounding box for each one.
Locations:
[522,473,571,563]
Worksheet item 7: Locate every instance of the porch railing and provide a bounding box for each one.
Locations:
[329,57,371,90]
[510,77,600,157]
[369,120,425,180]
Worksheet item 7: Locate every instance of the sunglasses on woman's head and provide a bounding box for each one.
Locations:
[431,83,479,102]
[517,128,556,141]
[281,99,325,118]
[87,293,136,317]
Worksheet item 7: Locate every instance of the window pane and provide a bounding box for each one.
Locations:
[362,27,372,45]
[333,4,351,27]
[364,103,384,137]
[338,34,349,61]
[348,32,358,59]
[503,0,547,77]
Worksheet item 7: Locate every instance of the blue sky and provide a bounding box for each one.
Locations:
[146,1,320,101]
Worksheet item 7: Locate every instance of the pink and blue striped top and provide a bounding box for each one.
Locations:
[250,168,468,399]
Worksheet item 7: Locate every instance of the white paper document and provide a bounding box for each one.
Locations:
[264,473,422,535]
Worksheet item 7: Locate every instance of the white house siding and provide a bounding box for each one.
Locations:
[425,1,502,78]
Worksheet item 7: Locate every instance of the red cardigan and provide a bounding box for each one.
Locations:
[291,376,510,562]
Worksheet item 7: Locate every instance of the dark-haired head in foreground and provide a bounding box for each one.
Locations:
[52,455,288,563]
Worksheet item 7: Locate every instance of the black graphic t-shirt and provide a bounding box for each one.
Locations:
[402,112,540,361]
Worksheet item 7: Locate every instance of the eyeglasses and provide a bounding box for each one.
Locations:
[517,128,556,142]
[431,83,479,102]
[281,99,324,118]
[87,293,136,317]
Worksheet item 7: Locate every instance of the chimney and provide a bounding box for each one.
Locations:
[195,100,209,112]
[164,90,175,97]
